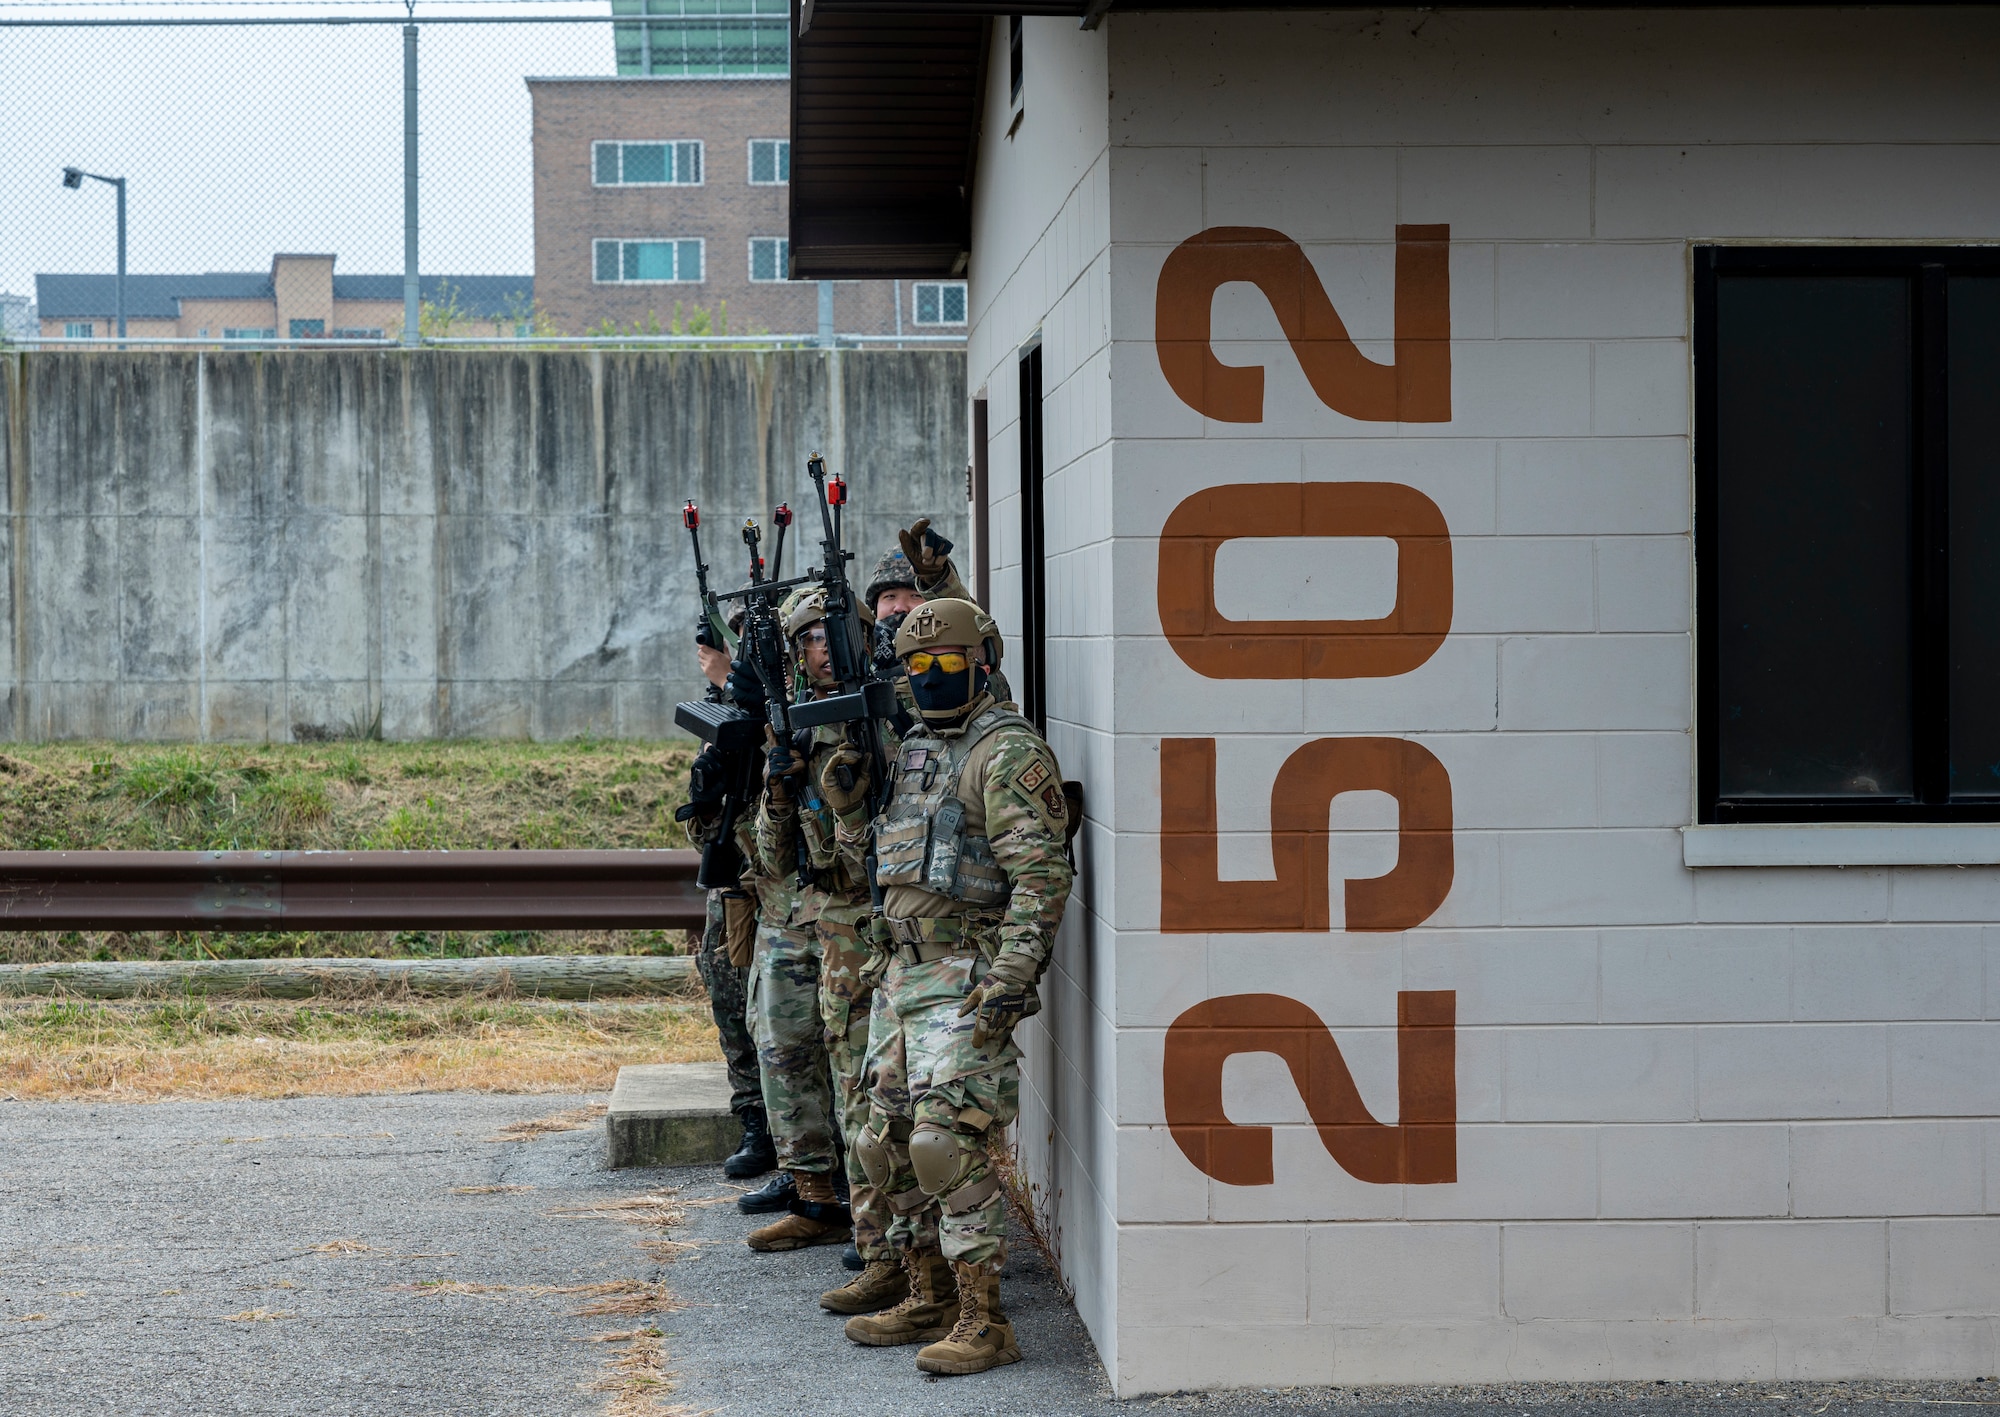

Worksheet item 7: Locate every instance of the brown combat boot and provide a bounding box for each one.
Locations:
[842,1248,958,1346]
[744,1170,852,1252]
[818,1255,909,1314]
[914,1262,1020,1375]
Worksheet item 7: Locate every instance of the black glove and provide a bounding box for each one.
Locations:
[765,737,805,802]
[686,743,728,807]
[727,659,767,711]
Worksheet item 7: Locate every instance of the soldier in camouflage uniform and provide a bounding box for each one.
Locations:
[826,598,1073,1376]
[738,587,854,1253]
[755,588,915,1314]
[686,628,774,1178]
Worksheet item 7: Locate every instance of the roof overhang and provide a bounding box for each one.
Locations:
[788,0,989,279]
[788,0,2000,281]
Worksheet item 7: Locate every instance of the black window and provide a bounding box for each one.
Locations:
[1696,246,2000,822]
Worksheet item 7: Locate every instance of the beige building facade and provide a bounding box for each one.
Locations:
[793,1,2000,1397]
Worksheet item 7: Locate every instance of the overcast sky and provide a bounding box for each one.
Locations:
[0,1,625,302]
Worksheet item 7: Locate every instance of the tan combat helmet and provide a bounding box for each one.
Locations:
[894,598,1003,670]
[780,586,827,640]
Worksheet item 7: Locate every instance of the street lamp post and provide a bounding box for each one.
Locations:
[62,166,127,344]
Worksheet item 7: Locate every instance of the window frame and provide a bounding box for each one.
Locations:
[592,237,706,286]
[911,281,968,327]
[1695,243,2000,825]
[747,236,789,283]
[63,322,93,339]
[591,139,705,188]
[223,327,276,341]
[747,138,790,186]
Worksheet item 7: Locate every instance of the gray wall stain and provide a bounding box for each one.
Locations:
[8,348,967,742]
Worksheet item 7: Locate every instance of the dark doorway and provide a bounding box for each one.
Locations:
[1017,341,1046,734]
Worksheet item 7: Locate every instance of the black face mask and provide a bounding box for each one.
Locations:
[909,661,987,718]
[872,611,909,673]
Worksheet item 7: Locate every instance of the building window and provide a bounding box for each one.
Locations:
[224,328,276,340]
[748,238,789,283]
[612,0,788,79]
[289,319,325,339]
[594,238,705,284]
[63,322,93,339]
[912,282,968,327]
[748,139,789,185]
[593,140,704,187]
[330,327,383,340]
[1696,246,2000,823]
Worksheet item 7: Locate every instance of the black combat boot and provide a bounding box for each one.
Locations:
[737,1169,797,1215]
[723,1108,776,1179]
[841,1242,865,1272]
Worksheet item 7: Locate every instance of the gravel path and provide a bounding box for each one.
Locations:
[3,1093,1996,1416]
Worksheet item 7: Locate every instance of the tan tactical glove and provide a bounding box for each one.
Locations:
[817,742,870,814]
[956,948,1041,1049]
[859,915,894,988]
[898,517,951,586]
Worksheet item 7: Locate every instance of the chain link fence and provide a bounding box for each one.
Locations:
[0,1,965,348]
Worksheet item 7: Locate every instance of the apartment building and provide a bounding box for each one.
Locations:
[34,254,531,342]
[528,1,965,337]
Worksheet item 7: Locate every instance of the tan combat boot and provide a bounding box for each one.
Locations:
[744,1170,852,1252]
[843,1248,958,1346]
[913,1262,1020,1375]
[818,1254,910,1314]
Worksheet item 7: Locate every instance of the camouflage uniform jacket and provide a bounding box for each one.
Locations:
[754,718,900,929]
[858,693,1073,973]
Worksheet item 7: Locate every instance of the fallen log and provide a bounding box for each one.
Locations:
[0,954,695,1001]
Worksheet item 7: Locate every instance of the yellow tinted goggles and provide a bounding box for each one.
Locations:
[905,650,970,675]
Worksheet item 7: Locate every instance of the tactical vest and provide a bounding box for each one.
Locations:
[872,704,1029,908]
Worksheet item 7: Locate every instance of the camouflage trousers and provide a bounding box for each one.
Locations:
[693,889,761,1118]
[748,919,837,1174]
[864,949,1016,1272]
[815,917,889,1262]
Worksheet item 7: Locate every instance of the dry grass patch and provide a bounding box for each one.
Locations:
[221,1308,293,1322]
[486,1104,608,1142]
[548,1189,687,1231]
[309,1240,374,1254]
[583,1327,691,1417]
[0,996,720,1101]
[451,1184,536,1195]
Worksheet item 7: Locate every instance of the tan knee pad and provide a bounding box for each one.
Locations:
[854,1123,892,1188]
[908,1122,977,1198]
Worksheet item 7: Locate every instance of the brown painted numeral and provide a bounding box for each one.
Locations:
[1154,224,1451,424]
[1164,990,1458,1186]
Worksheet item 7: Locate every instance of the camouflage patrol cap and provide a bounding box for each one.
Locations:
[779,586,827,639]
[862,545,917,614]
[894,597,1003,669]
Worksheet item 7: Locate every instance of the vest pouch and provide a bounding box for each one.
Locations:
[923,796,967,895]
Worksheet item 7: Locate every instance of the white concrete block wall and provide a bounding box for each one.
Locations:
[961,4,2000,1397]
[965,14,1122,1372]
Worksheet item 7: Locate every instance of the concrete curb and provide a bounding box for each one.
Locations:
[606,1061,736,1168]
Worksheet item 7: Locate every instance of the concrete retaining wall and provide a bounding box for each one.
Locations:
[0,348,966,741]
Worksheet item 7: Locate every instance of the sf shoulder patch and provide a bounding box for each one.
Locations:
[1007,753,1064,834]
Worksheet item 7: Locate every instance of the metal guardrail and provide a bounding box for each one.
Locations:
[0,850,705,932]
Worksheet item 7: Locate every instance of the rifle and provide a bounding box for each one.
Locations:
[711,517,821,888]
[684,501,734,654]
[673,504,762,891]
[787,453,902,907]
